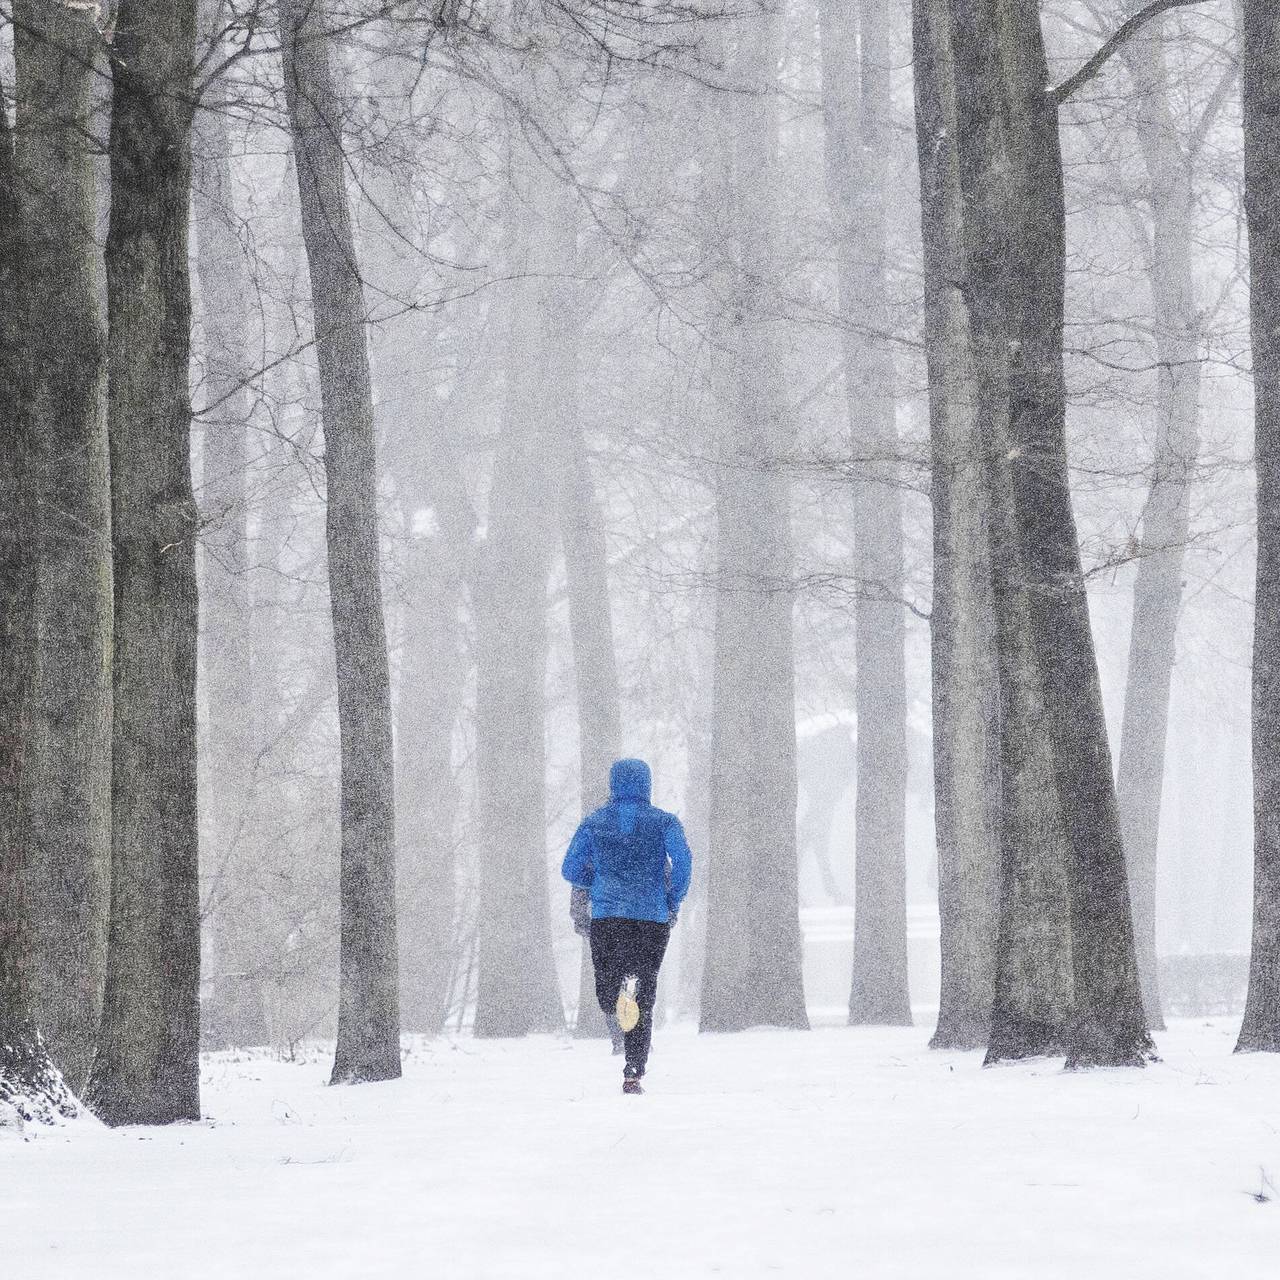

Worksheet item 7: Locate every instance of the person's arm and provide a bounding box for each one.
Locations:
[664,817,692,916]
[562,822,594,888]
[563,824,595,936]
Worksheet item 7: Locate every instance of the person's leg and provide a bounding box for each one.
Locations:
[623,921,670,1078]
[589,918,626,1016]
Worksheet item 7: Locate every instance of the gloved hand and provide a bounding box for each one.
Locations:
[667,898,680,928]
[570,886,591,938]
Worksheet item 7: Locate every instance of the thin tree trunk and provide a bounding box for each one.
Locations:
[820,0,911,1027]
[87,1,203,1125]
[1114,21,1203,1034]
[700,9,808,1033]
[472,113,564,1039]
[0,69,78,1125]
[913,0,1001,1051]
[281,0,400,1083]
[1237,0,1280,1053]
[11,0,113,1094]
[948,0,1151,1068]
[194,40,267,1049]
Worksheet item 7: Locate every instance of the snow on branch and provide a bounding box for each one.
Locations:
[1050,0,1210,106]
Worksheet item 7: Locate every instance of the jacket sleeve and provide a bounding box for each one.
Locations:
[664,817,692,910]
[561,822,595,888]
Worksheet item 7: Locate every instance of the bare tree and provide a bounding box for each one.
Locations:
[0,66,77,1124]
[700,7,808,1033]
[820,0,911,1028]
[911,0,1000,1051]
[1113,11,1210,1033]
[280,0,401,1083]
[194,16,268,1048]
[87,0,204,1125]
[11,0,113,1094]
[1237,0,1280,1054]
[947,0,1154,1067]
[473,97,566,1039]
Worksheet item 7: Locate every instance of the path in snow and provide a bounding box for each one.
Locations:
[5,1019,1278,1278]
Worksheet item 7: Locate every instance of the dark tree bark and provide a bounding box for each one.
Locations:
[1237,0,1280,1054]
[473,121,564,1039]
[281,0,401,1083]
[912,0,1002,1051]
[947,0,1151,1068]
[1113,21,1204,1035]
[85,1,203,1125]
[700,10,808,1033]
[820,0,911,1028]
[194,36,268,1049]
[0,69,78,1125]
[12,0,113,1095]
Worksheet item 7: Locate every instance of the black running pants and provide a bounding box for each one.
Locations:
[589,918,670,1076]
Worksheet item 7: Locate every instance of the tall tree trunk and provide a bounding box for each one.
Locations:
[87,1,203,1125]
[12,0,113,1094]
[1114,21,1203,1034]
[555,251,623,1041]
[473,116,565,1039]
[820,0,911,1027]
[1237,0,1280,1054]
[912,0,1002,1051]
[700,9,808,1033]
[281,0,401,1083]
[194,40,267,1049]
[0,69,78,1125]
[355,36,466,1039]
[948,0,1150,1067]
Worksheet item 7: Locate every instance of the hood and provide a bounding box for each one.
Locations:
[609,758,652,804]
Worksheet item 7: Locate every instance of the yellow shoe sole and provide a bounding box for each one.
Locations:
[616,978,640,1033]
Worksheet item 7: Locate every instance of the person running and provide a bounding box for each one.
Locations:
[562,758,692,1095]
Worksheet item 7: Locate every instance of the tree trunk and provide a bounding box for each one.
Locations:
[11,0,113,1095]
[1238,0,1280,1054]
[281,0,401,1083]
[87,1,203,1125]
[556,271,623,1041]
[194,41,267,1049]
[912,0,1002,1051]
[0,69,78,1125]
[948,0,1150,1068]
[700,9,808,1033]
[472,113,564,1039]
[355,36,467,1040]
[1114,21,1203,1034]
[820,0,911,1028]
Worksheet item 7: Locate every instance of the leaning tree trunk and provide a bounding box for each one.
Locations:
[948,0,1150,1068]
[12,0,113,1095]
[1238,0,1280,1054]
[912,0,1001,1051]
[700,9,808,1033]
[1114,21,1203,1034]
[0,71,78,1126]
[281,0,401,1083]
[86,0,204,1126]
[820,0,912,1028]
[472,108,564,1039]
[194,38,268,1050]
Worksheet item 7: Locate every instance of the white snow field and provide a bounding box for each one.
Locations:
[5,1018,1279,1279]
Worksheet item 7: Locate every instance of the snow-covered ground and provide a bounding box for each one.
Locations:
[5,1019,1278,1279]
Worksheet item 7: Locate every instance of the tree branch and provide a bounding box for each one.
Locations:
[1050,0,1209,106]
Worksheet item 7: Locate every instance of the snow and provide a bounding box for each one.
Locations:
[4,1019,1279,1278]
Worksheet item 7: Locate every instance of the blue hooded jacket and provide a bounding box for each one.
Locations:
[561,759,692,925]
